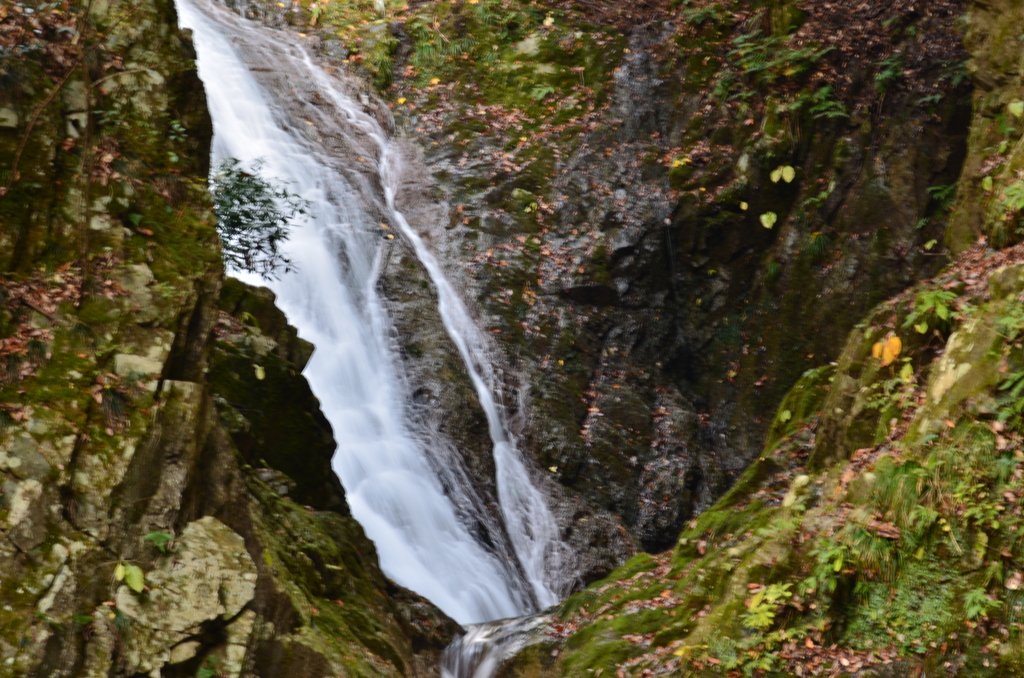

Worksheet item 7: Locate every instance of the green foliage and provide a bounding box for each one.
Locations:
[197,656,219,678]
[770,165,796,184]
[742,583,793,630]
[927,182,958,212]
[34,611,64,631]
[963,587,1002,619]
[211,159,307,280]
[1001,180,1024,213]
[729,28,833,86]
[805,539,849,595]
[529,83,556,101]
[682,1,725,26]
[144,530,174,554]
[874,53,904,93]
[902,287,957,335]
[939,58,970,89]
[998,370,1024,425]
[406,13,480,78]
[367,32,400,89]
[806,231,832,259]
[842,560,954,653]
[115,561,146,593]
[807,85,848,119]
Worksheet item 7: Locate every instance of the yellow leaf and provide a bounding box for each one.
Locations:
[881,335,902,366]
[759,211,777,229]
[430,77,440,85]
[254,365,266,381]
[739,201,748,211]
[871,341,883,359]
[770,168,783,183]
[543,15,555,26]
[781,165,795,183]
[114,563,125,581]
[397,97,407,104]
[884,333,901,356]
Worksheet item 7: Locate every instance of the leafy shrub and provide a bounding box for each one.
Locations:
[211,159,307,279]
[729,28,833,86]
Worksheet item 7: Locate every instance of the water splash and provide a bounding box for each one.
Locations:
[441,615,551,678]
[176,0,565,624]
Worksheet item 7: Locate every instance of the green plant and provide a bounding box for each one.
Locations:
[729,28,833,86]
[964,587,1002,619]
[144,531,174,554]
[196,655,221,678]
[902,287,957,335]
[805,539,849,595]
[1001,180,1024,213]
[927,182,957,211]
[742,583,793,630]
[807,85,848,119]
[806,231,832,259]
[682,1,725,26]
[211,159,308,279]
[529,83,556,101]
[114,561,146,593]
[168,119,187,142]
[874,53,904,93]
[939,58,970,89]
[998,371,1024,426]
[367,32,399,89]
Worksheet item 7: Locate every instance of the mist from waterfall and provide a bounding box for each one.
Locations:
[176,0,564,626]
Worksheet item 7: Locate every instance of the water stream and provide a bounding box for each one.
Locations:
[176,0,564,663]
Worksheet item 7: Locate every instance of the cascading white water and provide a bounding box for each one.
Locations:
[175,0,565,627]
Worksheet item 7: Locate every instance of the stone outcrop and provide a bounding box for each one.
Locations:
[0,1,456,675]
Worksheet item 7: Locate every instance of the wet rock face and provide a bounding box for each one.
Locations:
[209,283,347,514]
[375,0,972,561]
[378,180,637,590]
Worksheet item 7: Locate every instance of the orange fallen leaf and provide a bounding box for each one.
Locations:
[881,335,902,367]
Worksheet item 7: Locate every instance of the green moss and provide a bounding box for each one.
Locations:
[841,558,956,654]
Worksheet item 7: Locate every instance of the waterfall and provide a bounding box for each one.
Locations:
[175,0,566,628]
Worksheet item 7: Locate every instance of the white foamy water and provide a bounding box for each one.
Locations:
[176,0,565,625]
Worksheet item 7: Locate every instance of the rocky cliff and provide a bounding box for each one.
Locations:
[289,0,970,572]
[7,0,1024,675]
[386,0,1024,674]
[0,2,456,675]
